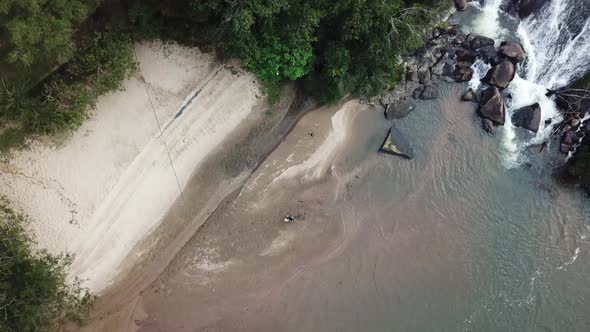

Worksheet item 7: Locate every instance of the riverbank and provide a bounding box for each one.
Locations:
[0,40,277,293]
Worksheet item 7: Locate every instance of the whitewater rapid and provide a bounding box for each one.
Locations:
[466,0,590,167]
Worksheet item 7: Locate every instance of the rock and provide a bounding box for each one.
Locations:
[380,126,415,159]
[512,103,541,133]
[468,34,495,51]
[560,143,571,154]
[406,69,418,82]
[419,84,438,100]
[509,0,548,18]
[499,42,526,63]
[462,88,478,102]
[453,62,474,82]
[454,0,468,11]
[478,86,505,125]
[555,88,590,113]
[412,86,424,99]
[545,118,552,125]
[455,48,477,63]
[418,67,431,84]
[482,59,516,89]
[571,118,581,128]
[482,118,496,134]
[384,100,415,120]
[476,45,498,64]
[453,33,467,47]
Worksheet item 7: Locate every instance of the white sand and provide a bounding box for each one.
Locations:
[0,41,262,292]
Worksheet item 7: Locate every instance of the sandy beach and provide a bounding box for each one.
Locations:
[0,40,266,292]
[81,99,371,331]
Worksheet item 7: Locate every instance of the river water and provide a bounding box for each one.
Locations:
[127,2,590,331]
[133,83,590,332]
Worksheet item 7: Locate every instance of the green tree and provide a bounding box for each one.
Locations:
[0,0,101,66]
[0,197,94,331]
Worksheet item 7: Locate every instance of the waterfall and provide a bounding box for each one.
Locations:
[469,0,590,167]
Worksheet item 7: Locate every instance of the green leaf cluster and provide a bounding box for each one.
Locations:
[0,0,101,67]
[0,30,136,152]
[0,197,94,332]
[129,0,441,101]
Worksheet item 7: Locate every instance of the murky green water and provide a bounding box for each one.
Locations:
[245,84,590,332]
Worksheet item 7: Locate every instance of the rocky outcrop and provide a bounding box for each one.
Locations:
[454,0,468,11]
[462,88,478,102]
[478,87,505,125]
[499,42,526,63]
[512,103,541,133]
[482,60,516,89]
[380,126,415,159]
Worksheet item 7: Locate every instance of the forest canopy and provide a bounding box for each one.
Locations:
[130,0,444,101]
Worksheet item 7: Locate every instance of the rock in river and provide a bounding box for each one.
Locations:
[454,0,468,11]
[454,62,474,82]
[468,34,495,51]
[482,59,516,89]
[384,100,415,120]
[512,103,541,133]
[462,88,478,102]
[478,87,505,125]
[499,42,526,63]
[380,126,415,159]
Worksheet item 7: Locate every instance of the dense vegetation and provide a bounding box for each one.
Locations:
[0,197,94,331]
[0,29,136,152]
[129,0,444,102]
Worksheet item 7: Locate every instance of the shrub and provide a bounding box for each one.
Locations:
[0,197,94,332]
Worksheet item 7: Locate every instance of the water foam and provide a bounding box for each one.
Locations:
[472,0,590,167]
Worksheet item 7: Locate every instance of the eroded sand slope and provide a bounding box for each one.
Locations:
[0,41,263,292]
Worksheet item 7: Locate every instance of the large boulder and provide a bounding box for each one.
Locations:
[417,67,431,84]
[499,42,526,63]
[482,59,516,89]
[454,62,474,82]
[454,0,468,11]
[468,33,495,51]
[512,103,541,133]
[478,87,505,125]
[380,126,415,159]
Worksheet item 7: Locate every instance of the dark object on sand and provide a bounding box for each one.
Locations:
[380,126,415,159]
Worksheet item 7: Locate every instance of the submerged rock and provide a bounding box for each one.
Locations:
[482,59,516,89]
[419,84,438,100]
[478,87,505,125]
[462,88,478,102]
[512,103,541,133]
[380,126,415,159]
[482,118,496,134]
[384,100,415,120]
[499,42,526,63]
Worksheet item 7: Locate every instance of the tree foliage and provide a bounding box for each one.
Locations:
[129,0,442,101]
[0,0,101,67]
[0,197,94,331]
